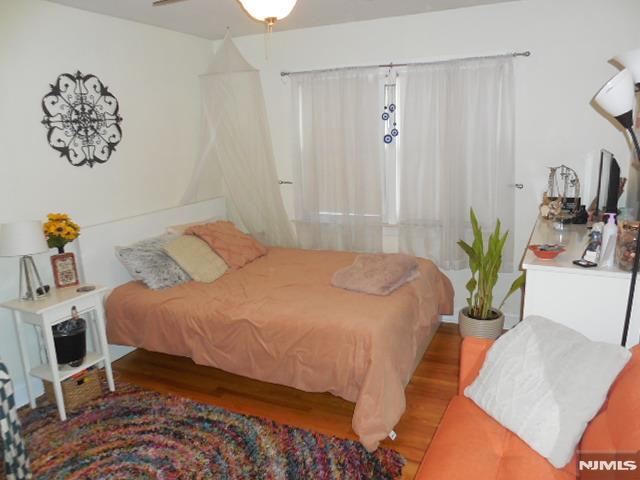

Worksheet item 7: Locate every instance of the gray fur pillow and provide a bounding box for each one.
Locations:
[116,234,191,290]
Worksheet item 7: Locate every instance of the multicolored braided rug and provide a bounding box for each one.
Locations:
[8,378,404,479]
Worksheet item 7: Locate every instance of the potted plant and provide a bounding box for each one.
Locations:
[457,209,525,339]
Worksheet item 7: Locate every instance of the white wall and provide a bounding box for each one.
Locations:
[0,0,213,404]
[224,0,640,323]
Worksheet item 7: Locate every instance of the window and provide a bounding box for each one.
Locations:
[290,58,516,269]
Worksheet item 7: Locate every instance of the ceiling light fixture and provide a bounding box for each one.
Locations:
[237,0,298,32]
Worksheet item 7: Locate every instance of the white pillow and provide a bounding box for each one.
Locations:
[464,316,631,468]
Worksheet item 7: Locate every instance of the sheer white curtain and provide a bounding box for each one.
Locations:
[397,57,516,271]
[291,69,385,252]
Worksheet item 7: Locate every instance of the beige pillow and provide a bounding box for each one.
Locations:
[163,235,228,283]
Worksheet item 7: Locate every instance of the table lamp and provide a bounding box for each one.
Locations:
[593,47,640,346]
[0,221,50,301]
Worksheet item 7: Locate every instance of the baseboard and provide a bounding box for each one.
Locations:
[14,378,44,408]
[109,345,136,362]
[503,313,521,329]
[441,314,456,323]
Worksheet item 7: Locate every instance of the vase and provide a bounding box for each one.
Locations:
[51,251,79,288]
[458,307,505,340]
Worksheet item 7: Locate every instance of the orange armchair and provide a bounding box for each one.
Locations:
[415,337,640,480]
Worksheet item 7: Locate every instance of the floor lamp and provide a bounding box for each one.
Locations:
[594,47,640,347]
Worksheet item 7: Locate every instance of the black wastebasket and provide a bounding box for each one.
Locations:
[52,308,87,367]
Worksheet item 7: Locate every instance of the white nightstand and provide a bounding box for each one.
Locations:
[0,284,115,420]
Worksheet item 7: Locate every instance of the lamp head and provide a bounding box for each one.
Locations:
[615,47,640,88]
[0,221,49,257]
[594,69,636,129]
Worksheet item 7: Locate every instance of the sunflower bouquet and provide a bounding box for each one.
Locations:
[44,213,80,254]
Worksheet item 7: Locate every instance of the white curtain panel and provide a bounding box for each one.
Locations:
[291,69,386,252]
[182,34,295,247]
[397,57,516,271]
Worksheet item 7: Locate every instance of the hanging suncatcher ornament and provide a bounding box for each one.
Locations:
[382,83,399,145]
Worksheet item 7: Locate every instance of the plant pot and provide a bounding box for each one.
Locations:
[458,307,505,340]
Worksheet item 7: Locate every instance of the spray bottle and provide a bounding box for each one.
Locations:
[599,213,618,268]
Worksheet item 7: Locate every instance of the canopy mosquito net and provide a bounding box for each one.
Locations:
[182,33,294,247]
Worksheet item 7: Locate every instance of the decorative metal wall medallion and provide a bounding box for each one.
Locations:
[41,71,123,168]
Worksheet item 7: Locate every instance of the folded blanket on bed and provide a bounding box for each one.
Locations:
[331,253,420,296]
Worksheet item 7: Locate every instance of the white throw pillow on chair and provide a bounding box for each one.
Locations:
[465,316,631,468]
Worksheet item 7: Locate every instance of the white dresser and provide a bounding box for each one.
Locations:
[522,218,640,347]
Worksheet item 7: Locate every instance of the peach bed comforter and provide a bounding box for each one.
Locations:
[106,247,453,451]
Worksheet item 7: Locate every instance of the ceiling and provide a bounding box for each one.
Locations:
[45,0,516,40]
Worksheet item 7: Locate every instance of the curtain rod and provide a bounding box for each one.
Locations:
[280,51,531,77]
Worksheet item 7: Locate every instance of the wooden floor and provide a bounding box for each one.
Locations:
[113,323,462,480]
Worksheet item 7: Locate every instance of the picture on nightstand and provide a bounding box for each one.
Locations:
[51,253,79,288]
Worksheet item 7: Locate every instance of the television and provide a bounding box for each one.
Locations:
[595,149,621,216]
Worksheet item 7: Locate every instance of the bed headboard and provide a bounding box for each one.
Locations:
[76,197,226,289]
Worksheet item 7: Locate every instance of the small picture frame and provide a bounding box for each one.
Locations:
[51,253,79,288]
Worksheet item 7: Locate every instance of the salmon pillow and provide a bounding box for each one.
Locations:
[185,221,267,270]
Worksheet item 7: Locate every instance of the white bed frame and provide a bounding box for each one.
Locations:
[76,197,227,360]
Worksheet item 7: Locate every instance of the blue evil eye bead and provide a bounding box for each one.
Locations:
[384,134,393,144]
[382,112,390,121]
[391,128,399,137]
[389,104,396,112]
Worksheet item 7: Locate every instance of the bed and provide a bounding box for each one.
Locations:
[77,199,453,451]
[105,246,453,451]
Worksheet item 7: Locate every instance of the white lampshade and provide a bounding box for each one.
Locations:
[237,0,297,22]
[594,69,636,128]
[615,48,640,85]
[0,221,49,257]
